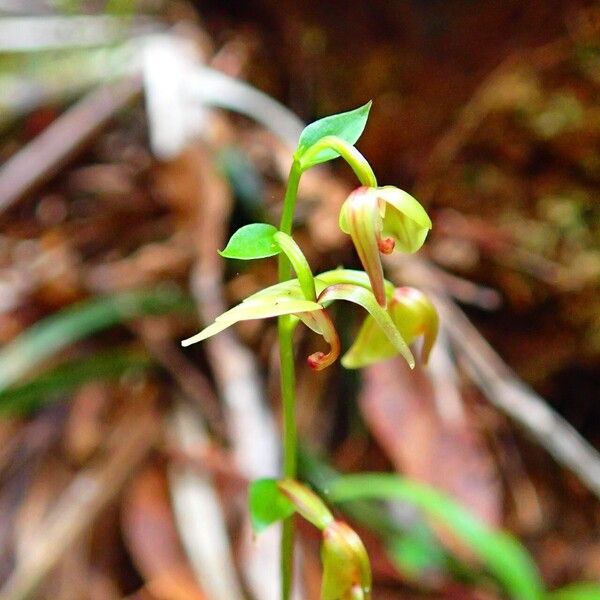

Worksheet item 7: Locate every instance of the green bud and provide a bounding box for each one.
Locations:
[321,521,372,600]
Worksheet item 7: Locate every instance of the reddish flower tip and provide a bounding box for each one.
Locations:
[307,351,327,370]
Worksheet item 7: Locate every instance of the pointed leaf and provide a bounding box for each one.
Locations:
[318,284,415,368]
[248,479,296,534]
[219,223,280,260]
[295,102,372,167]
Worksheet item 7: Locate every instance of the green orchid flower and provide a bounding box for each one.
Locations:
[342,286,439,369]
[339,186,432,306]
[181,269,414,370]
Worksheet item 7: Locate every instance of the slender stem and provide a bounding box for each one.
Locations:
[300,136,377,188]
[279,160,302,238]
[278,159,302,600]
[274,231,316,301]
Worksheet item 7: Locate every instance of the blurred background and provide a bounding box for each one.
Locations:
[0,1,599,598]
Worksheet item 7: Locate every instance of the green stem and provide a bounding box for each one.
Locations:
[275,147,375,598]
[274,231,316,301]
[279,160,302,239]
[300,136,378,187]
[277,159,302,600]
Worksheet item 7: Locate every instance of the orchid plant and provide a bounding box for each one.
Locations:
[182,102,438,600]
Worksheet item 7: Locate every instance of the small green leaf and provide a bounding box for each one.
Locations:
[219,223,280,260]
[249,479,296,533]
[295,102,372,167]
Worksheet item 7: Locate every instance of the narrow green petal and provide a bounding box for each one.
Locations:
[343,288,439,367]
[215,298,322,324]
[341,315,397,369]
[315,269,395,299]
[378,187,432,254]
[250,279,305,300]
[182,297,322,347]
[377,186,432,229]
[181,321,232,346]
[318,284,414,368]
[340,188,387,306]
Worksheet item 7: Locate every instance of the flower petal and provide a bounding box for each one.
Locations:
[342,286,438,368]
[338,187,387,306]
[340,315,397,369]
[390,287,438,363]
[181,297,322,347]
[377,186,432,254]
[318,283,414,368]
[315,269,395,300]
[299,308,341,370]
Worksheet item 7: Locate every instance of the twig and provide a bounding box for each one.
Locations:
[186,145,284,599]
[0,394,161,600]
[132,321,225,439]
[167,401,245,600]
[0,15,159,51]
[0,75,141,214]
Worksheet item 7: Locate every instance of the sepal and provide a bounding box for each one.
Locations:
[342,287,438,369]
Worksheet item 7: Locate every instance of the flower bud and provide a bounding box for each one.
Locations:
[321,521,371,600]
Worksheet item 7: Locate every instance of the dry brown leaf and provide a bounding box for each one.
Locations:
[121,464,206,600]
[359,357,502,527]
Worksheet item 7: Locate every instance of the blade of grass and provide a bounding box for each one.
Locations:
[298,449,468,585]
[0,348,152,416]
[0,285,189,393]
[328,473,544,600]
